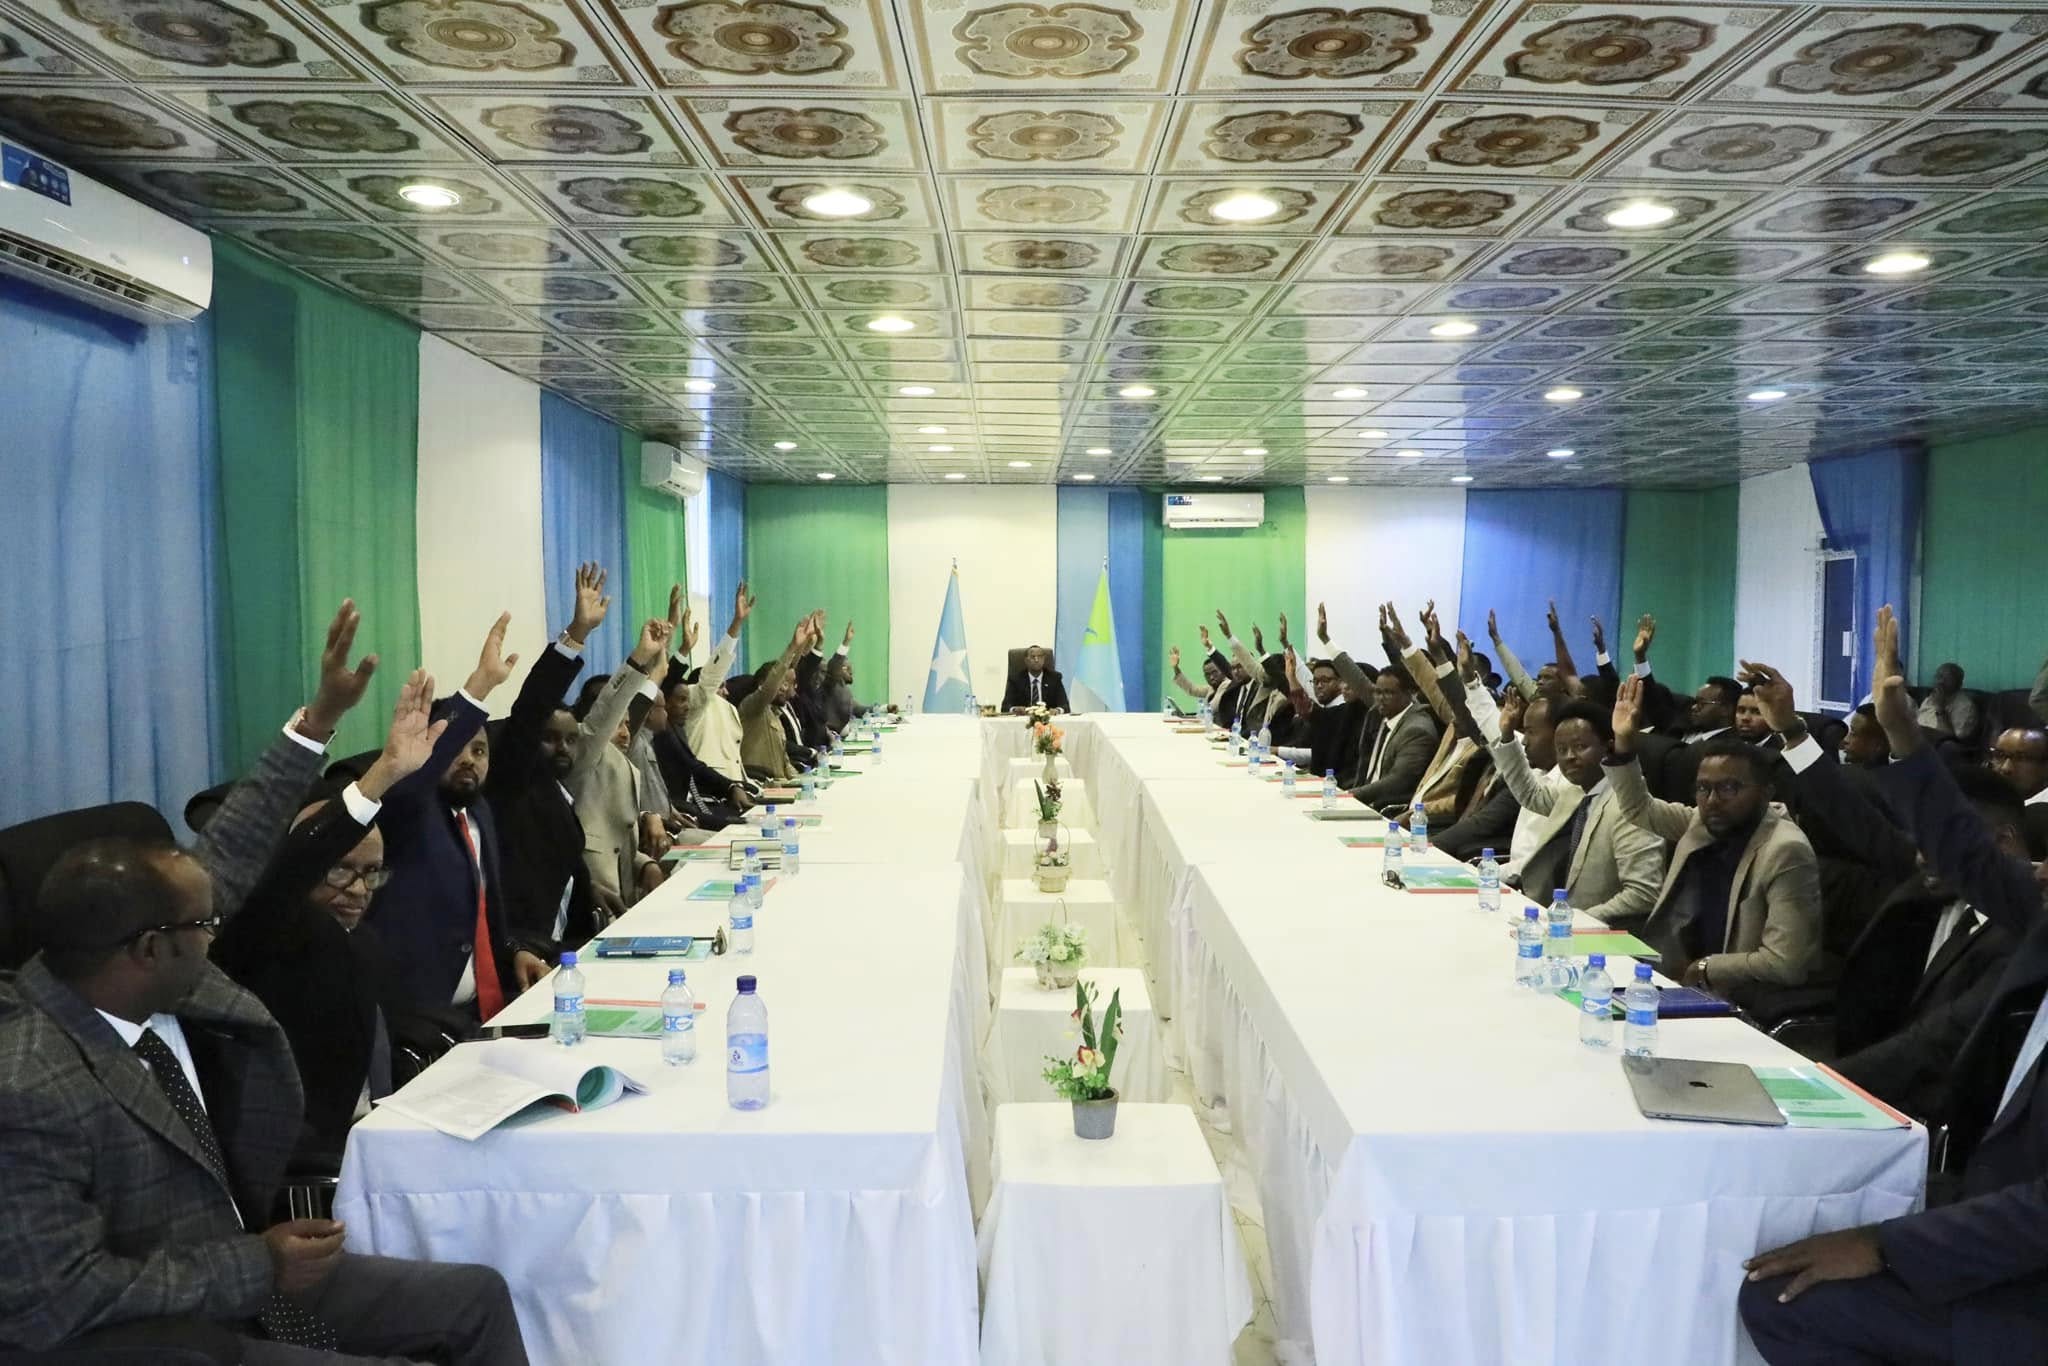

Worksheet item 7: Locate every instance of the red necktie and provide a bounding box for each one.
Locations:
[456,811,505,1021]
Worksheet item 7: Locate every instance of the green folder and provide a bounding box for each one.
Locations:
[1753,1066,1906,1129]
[1401,866,1480,892]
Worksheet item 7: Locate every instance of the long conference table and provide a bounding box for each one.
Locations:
[339,712,1925,1366]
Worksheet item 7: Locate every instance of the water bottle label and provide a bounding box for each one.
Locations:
[554,993,581,1015]
[728,1031,768,1074]
[1547,924,1572,938]
[664,1011,694,1034]
[1626,1007,1656,1026]
[1582,995,1611,1017]
[730,911,753,931]
[1517,944,1543,959]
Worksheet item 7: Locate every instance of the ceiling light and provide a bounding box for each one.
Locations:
[815,471,836,480]
[1210,192,1280,223]
[1451,474,1474,484]
[918,425,948,434]
[1242,446,1267,456]
[1332,387,1368,400]
[773,440,796,450]
[1547,447,1575,459]
[1864,250,1931,276]
[396,183,461,209]
[927,444,953,452]
[801,188,872,218]
[1603,199,1676,229]
[1396,449,1424,459]
[1357,428,1388,439]
[1544,386,1582,403]
[1428,319,1479,338]
[867,315,915,333]
[943,472,967,481]
[1073,473,1097,482]
[1085,446,1112,455]
[1326,475,1350,483]
[683,378,715,393]
[1199,474,1224,482]
[898,385,935,397]
[1747,388,1787,402]
[1118,385,1156,398]
[1008,460,1033,469]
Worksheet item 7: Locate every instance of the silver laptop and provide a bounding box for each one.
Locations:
[1623,1057,1787,1127]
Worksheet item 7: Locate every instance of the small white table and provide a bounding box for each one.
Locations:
[992,878,1123,972]
[984,968,1165,1106]
[1001,776,1097,831]
[977,1103,1252,1366]
[1000,826,1105,884]
[1005,754,1073,790]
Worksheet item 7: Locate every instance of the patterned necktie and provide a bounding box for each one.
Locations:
[133,1029,338,1349]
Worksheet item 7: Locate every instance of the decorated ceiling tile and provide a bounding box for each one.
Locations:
[941,175,1141,233]
[1187,0,1479,93]
[419,94,691,164]
[27,0,364,81]
[509,166,734,223]
[1297,236,1487,281]
[1953,54,2048,113]
[1390,100,1647,178]
[442,330,570,355]
[295,164,543,221]
[1713,187,1962,239]
[224,220,428,267]
[167,87,470,162]
[581,225,772,271]
[1707,9,2047,110]
[0,13,100,78]
[1522,182,1759,238]
[311,0,626,84]
[961,275,1111,311]
[910,0,1194,94]
[1159,98,1406,173]
[926,97,1165,171]
[955,231,1131,275]
[801,274,948,310]
[1603,109,1894,182]
[0,84,234,160]
[1467,238,1656,280]
[771,229,942,272]
[1131,234,1302,279]
[310,264,496,306]
[1140,177,1350,234]
[472,267,642,304]
[1917,192,2048,240]
[728,172,937,228]
[1421,279,1595,313]
[1824,120,2048,188]
[1637,239,1834,280]
[399,223,606,270]
[602,0,898,90]
[1339,178,1557,236]
[389,301,538,331]
[1453,2,1785,101]
[678,95,918,168]
[95,159,335,217]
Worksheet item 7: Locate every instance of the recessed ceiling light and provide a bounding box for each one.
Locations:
[397,183,461,209]
[1242,446,1267,456]
[927,444,953,452]
[1007,460,1032,468]
[1118,385,1156,398]
[1428,319,1479,338]
[815,471,836,481]
[1210,191,1280,223]
[1547,447,1576,459]
[1357,428,1388,439]
[801,188,872,218]
[898,384,934,396]
[1332,387,1369,400]
[683,378,715,393]
[918,425,948,434]
[1326,475,1350,483]
[1747,388,1787,402]
[1603,199,1676,229]
[1864,250,1931,276]
[1199,474,1224,482]
[867,315,916,333]
[773,440,796,450]
[1544,386,1583,403]
[1396,449,1424,458]
[1085,447,1112,456]
[943,472,967,481]
[1451,474,1474,484]
[1074,472,1097,482]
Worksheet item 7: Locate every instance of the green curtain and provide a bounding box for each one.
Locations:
[1619,486,1737,689]
[1919,427,2048,690]
[620,426,689,628]
[212,239,421,763]
[1157,487,1306,696]
[742,485,890,687]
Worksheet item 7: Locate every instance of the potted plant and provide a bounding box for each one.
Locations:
[1033,778,1063,840]
[1034,834,1071,893]
[1018,918,1086,990]
[1043,979,1124,1139]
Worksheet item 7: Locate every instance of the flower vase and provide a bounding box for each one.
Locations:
[1072,1090,1119,1140]
[1035,862,1070,894]
[1034,959,1079,991]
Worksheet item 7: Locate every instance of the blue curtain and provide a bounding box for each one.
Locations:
[0,278,222,829]
[540,393,631,686]
[1457,489,1626,674]
[705,468,747,668]
[1808,443,1922,699]
[1106,488,1149,709]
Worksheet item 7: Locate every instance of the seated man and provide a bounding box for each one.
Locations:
[1487,695,1665,927]
[1916,661,1978,745]
[1002,644,1069,713]
[820,621,872,732]
[656,675,752,830]
[1987,723,2048,859]
[1168,643,1229,711]
[1734,687,1779,749]
[0,605,526,1364]
[568,615,674,912]
[1608,678,1822,1004]
[738,613,823,784]
[1345,664,1442,812]
[678,582,758,793]
[1661,674,1743,801]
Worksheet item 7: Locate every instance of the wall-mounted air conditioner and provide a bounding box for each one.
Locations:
[640,442,706,498]
[1162,491,1264,529]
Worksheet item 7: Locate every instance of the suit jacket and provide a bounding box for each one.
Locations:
[1864,747,2048,1361]
[1301,699,1365,786]
[1607,756,1822,999]
[738,642,806,783]
[484,643,593,955]
[1491,740,1666,927]
[1002,668,1070,713]
[0,731,319,1350]
[680,633,748,786]
[1348,703,1442,810]
[1432,767,1520,864]
[568,663,660,909]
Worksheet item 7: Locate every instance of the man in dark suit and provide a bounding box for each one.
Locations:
[1987,724,2048,859]
[1740,608,2048,1365]
[0,604,526,1363]
[1346,666,1442,811]
[1661,675,1743,801]
[1003,645,1070,713]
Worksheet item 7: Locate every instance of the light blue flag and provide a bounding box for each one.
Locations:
[923,567,973,713]
[1070,564,1126,713]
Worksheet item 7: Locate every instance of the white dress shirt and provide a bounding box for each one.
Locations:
[98,1010,207,1111]
[1926,901,1985,971]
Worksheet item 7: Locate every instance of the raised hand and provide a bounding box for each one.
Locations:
[463,611,518,700]
[1738,660,1799,735]
[733,581,756,626]
[1633,612,1656,662]
[1589,615,1607,655]
[358,669,449,800]
[842,619,855,647]
[679,598,700,659]
[1384,602,1411,651]
[567,562,609,645]
[632,615,673,670]
[1252,623,1266,654]
[1545,599,1561,635]
[1875,603,1903,684]
[1487,608,1502,644]
[1612,675,1643,753]
[1872,604,1919,754]
[666,584,684,642]
[1277,611,1291,651]
[1283,645,1300,684]
[1215,609,1232,639]
[1316,601,1330,647]
[1198,624,1213,651]
[1455,629,1476,681]
[1169,644,1183,672]
[302,600,379,740]
[1420,599,1445,650]
[1499,687,1525,741]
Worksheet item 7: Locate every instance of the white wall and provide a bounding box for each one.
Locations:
[1305,486,1467,656]
[886,485,1058,706]
[415,336,549,714]
[1734,463,1824,705]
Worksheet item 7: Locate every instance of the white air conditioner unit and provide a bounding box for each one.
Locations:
[640,441,705,499]
[0,140,211,324]
[1162,491,1264,530]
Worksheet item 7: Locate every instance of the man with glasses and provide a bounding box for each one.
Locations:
[1605,676,1822,1005]
[1986,724,2048,859]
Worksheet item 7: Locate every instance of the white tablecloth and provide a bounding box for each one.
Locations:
[977,1103,1252,1366]
[991,878,1123,974]
[983,967,1165,1106]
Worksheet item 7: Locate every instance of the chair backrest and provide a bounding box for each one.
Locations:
[1983,689,2039,742]
[1007,647,1055,677]
[0,801,174,969]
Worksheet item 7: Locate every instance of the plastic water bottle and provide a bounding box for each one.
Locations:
[743,844,763,889]
[1256,722,1272,756]
[1477,849,1501,917]
[1543,892,1577,991]
[746,867,765,914]
[1164,697,1174,719]
[728,884,754,954]
[550,951,585,1046]
[1231,715,1245,755]
[1247,736,1264,776]
[831,733,845,760]
[1408,799,1429,855]
[661,968,696,1066]
[800,770,817,802]
[1199,700,1213,732]
[1381,821,1403,883]
[871,733,883,766]
[1515,907,1544,989]
[1321,769,1338,810]
[1579,955,1614,1051]
[780,817,801,876]
[1280,760,1296,797]
[1623,963,1659,1057]
[727,975,769,1110]
[759,802,779,842]
[964,692,977,717]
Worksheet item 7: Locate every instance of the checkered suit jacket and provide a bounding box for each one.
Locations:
[0,730,321,1351]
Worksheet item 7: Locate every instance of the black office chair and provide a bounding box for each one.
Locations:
[0,801,174,968]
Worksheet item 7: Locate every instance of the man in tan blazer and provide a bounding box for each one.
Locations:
[1608,677,1822,1002]
[739,613,823,783]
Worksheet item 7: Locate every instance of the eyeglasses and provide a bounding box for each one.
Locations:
[128,914,223,940]
[322,864,391,892]
[1695,780,1754,801]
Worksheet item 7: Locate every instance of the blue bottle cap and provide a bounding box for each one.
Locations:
[1523,906,1539,918]
[783,817,797,828]
[1481,848,1494,858]
[1388,821,1401,832]
[1587,954,1606,969]
[745,844,758,855]
[668,968,686,984]
[737,975,757,993]
[1635,963,1654,980]
[559,951,577,967]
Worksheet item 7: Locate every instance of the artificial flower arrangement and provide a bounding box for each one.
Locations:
[1034,778,1064,825]
[1033,830,1072,892]
[1042,979,1125,1138]
[1019,919,1087,990]
[1026,703,1056,730]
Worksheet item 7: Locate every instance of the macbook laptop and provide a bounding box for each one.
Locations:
[1623,1057,1787,1127]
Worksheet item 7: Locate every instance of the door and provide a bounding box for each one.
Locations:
[1818,552,1858,708]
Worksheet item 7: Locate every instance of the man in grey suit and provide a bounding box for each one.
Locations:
[0,604,527,1364]
[1488,698,1666,926]
[1347,667,1443,812]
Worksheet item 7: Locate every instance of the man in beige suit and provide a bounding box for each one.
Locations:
[569,615,673,912]
[1608,676,1822,1003]
[739,612,824,783]
[1489,697,1665,927]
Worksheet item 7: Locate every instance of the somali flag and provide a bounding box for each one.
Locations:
[1070,565,1126,713]
[922,567,973,713]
